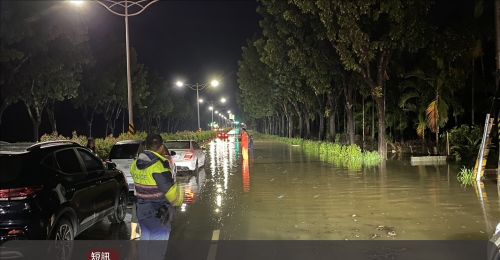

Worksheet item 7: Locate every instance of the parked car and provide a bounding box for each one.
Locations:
[109,140,177,194]
[0,141,128,240]
[165,140,206,173]
[108,140,144,194]
[217,130,229,140]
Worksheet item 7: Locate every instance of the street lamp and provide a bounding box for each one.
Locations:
[208,106,214,129]
[211,80,220,87]
[201,97,227,130]
[176,79,221,130]
[68,0,85,6]
[72,0,159,134]
[220,97,226,104]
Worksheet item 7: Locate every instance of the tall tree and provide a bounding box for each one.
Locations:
[0,2,88,140]
[292,0,430,158]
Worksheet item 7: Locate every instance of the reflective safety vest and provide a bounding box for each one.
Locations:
[130,151,184,206]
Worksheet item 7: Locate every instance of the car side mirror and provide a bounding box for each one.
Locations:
[106,161,117,170]
[170,151,176,156]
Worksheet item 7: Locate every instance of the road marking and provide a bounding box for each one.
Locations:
[207,229,220,260]
[211,229,220,241]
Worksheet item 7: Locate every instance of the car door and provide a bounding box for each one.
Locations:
[54,148,97,230]
[76,148,117,219]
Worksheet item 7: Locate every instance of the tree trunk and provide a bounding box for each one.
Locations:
[291,102,303,138]
[304,108,311,139]
[318,111,325,141]
[327,95,338,142]
[316,95,326,140]
[362,97,365,150]
[372,100,375,141]
[46,101,57,134]
[298,112,303,138]
[472,58,475,125]
[344,84,355,145]
[329,112,336,142]
[288,115,294,138]
[25,80,45,141]
[375,97,387,159]
[24,103,42,142]
[32,120,40,142]
[281,113,285,137]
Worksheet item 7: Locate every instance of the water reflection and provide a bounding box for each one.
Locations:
[177,168,207,212]
[209,139,240,216]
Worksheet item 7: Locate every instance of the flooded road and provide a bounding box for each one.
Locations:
[79,139,500,240]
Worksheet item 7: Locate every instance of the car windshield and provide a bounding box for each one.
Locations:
[165,141,190,150]
[109,143,140,159]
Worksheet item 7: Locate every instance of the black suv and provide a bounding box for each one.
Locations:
[0,141,128,240]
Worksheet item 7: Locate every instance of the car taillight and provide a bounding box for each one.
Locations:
[7,229,25,236]
[0,186,43,201]
[184,152,194,160]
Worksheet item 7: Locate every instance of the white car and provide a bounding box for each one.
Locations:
[165,140,205,173]
[109,140,178,194]
[109,140,144,194]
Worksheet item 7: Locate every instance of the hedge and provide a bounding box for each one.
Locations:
[41,130,217,159]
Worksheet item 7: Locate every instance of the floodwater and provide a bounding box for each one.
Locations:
[78,139,500,240]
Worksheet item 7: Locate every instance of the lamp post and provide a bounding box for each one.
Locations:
[73,0,159,134]
[208,106,214,129]
[176,79,220,130]
[203,97,227,130]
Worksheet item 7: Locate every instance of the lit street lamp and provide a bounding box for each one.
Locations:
[176,79,220,130]
[208,106,214,129]
[70,0,159,134]
[201,98,227,130]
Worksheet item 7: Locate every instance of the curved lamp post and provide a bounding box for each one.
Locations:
[176,79,220,130]
[94,0,159,134]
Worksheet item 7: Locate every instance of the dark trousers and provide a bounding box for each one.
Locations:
[136,200,171,240]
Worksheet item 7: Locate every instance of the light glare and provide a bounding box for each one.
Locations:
[68,0,85,6]
[211,79,220,87]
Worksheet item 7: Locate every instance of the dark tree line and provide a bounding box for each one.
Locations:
[0,1,194,141]
[237,0,495,159]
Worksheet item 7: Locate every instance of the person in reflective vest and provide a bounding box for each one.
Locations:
[130,134,183,240]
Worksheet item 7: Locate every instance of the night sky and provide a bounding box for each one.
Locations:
[0,0,260,141]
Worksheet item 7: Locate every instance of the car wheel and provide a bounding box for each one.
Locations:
[108,191,127,223]
[53,219,74,240]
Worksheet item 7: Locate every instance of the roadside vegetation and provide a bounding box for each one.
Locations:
[457,167,475,186]
[41,130,217,159]
[257,133,381,170]
[448,125,482,165]
[237,0,494,161]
